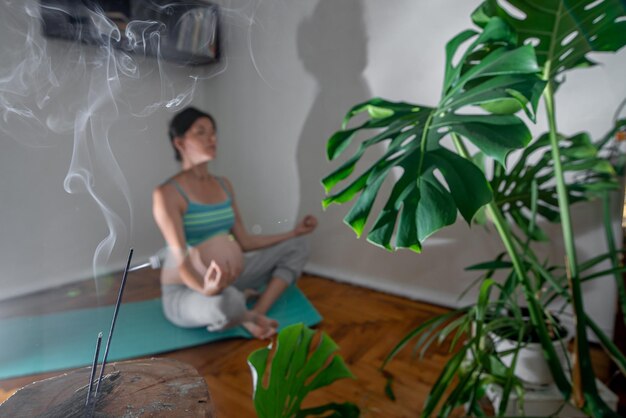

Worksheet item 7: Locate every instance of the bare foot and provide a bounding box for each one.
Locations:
[242,311,278,340]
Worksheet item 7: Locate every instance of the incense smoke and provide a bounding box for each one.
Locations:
[0,0,265,289]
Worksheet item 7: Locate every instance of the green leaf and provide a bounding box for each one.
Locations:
[321,151,364,194]
[322,120,420,194]
[322,167,374,209]
[587,315,626,378]
[343,174,387,238]
[490,131,614,242]
[327,128,359,161]
[444,41,544,122]
[416,173,458,242]
[438,365,479,418]
[425,148,493,224]
[581,266,626,282]
[601,192,626,328]
[579,250,626,272]
[421,346,469,418]
[475,279,496,338]
[323,20,544,252]
[438,315,472,349]
[341,98,420,130]
[498,339,524,417]
[395,184,421,251]
[330,141,494,252]
[444,29,479,92]
[381,309,467,369]
[366,207,399,252]
[444,17,520,94]
[475,0,626,77]
[562,159,615,174]
[478,77,545,121]
[511,210,549,242]
[480,94,527,115]
[451,45,540,96]
[248,323,355,418]
[439,113,532,165]
[327,99,422,161]
[465,259,514,271]
[366,105,394,120]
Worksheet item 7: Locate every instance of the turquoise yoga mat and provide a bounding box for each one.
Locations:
[0,286,321,380]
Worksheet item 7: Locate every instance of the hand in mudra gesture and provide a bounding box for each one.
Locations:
[203,260,236,295]
[294,215,317,236]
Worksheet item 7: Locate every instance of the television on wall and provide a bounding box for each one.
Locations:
[40,0,220,65]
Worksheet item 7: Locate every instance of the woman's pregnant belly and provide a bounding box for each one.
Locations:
[160,234,244,286]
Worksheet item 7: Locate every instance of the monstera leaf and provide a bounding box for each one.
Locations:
[323,17,545,252]
[248,323,357,418]
[473,0,626,77]
[488,130,618,241]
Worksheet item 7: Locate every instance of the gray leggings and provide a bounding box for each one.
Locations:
[161,236,310,331]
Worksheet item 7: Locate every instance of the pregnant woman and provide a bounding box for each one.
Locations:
[153,107,317,339]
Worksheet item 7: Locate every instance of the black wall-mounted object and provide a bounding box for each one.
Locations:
[40,0,219,66]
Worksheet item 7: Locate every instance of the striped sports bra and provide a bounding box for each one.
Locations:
[169,177,236,246]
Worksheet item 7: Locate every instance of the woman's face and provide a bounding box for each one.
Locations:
[177,117,217,163]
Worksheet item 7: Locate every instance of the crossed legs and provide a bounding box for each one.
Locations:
[237,236,309,338]
[161,236,309,339]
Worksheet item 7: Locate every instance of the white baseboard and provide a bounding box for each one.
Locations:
[303,262,613,343]
[304,261,463,310]
[0,254,154,302]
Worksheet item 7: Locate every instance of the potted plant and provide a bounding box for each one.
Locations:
[488,307,569,386]
[321,0,626,416]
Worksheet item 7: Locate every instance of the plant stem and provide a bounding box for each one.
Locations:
[543,78,579,277]
[451,137,523,281]
[417,110,435,179]
[543,74,612,415]
[602,191,626,326]
[451,133,571,395]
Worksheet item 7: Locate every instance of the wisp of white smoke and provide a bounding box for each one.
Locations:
[0,0,266,295]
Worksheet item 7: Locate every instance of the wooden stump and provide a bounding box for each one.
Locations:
[0,358,214,417]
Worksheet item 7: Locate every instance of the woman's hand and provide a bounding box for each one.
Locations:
[202,260,236,296]
[293,215,318,236]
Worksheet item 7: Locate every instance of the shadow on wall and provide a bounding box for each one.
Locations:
[292,1,619,339]
[292,0,484,292]
[295,0,380,271]
[292,0,488,295]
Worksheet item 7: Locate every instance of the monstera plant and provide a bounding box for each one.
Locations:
[322,0,626,416]
[248,323,359,418]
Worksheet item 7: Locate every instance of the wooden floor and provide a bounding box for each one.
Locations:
[0,270,614,417]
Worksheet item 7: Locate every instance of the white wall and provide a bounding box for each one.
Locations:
[0,1,213,299]
[201,0,626,337]
[1,0,624,340]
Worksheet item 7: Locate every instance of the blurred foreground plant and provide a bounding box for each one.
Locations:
[248,323,359,418]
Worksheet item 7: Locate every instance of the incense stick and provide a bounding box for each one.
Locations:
[127,261,151,272]
[93,248,134,399]
[128,254,161,272]
[85,332,103,406]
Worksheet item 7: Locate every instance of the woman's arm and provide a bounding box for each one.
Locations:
[153,184,232,295]
[222,177,317,252]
